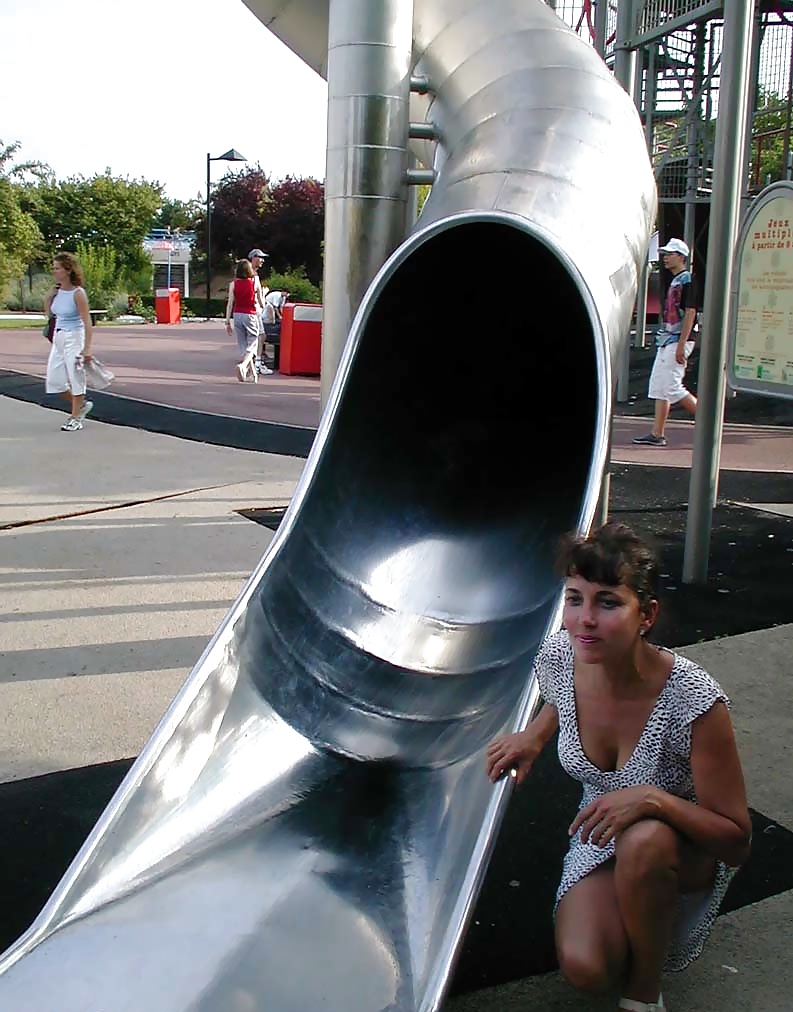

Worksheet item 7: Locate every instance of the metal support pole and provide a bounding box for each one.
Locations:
[644,44,656,152]
[320,0,414,410]
[784,36,793,181]
[614,0,638,402]
[205,153,211,322]
[634,257,650,348]
[682,0,754,584]
[741,5,763,215]
[594,0,608,60]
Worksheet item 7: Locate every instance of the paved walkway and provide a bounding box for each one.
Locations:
[3,322,793,472]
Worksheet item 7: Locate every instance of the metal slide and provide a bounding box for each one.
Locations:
[0,2,654,1009]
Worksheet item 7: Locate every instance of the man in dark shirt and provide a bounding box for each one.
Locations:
[633,238,701,446]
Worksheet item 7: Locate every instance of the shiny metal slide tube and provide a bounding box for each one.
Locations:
[0,2,655,1009]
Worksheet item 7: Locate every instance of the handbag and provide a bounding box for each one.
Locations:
[43,285,60,342]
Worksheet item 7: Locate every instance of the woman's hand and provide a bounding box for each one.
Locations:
[486,730,542,786]
[569,786,661,847]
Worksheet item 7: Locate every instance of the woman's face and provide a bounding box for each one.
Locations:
[562,574,655,664]
[52,260,69,285]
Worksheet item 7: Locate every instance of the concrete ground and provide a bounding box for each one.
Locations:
[1,394,791,1010]
[0,399,303,781]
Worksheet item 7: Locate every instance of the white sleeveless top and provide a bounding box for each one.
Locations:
[52,287,85,329]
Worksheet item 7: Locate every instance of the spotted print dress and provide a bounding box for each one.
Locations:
[536,629,737,971]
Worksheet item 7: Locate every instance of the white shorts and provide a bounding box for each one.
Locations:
[648,340,695,404]
[46,327,86,396]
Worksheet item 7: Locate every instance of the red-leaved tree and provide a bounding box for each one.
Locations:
[258,176,324,284]
[195,168,324,285]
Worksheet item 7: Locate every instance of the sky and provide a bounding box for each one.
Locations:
[0,0,329,201]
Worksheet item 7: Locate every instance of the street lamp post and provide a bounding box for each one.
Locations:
[205,148,247,321]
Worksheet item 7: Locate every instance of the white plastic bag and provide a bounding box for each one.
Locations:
[83,357,115,390]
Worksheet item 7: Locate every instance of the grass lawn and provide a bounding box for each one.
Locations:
[0,318,46,330]
[0,318,125,330]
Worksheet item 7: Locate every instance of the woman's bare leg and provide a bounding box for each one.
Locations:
[555,862,628,994]
[71,393,85,417]
[614,818,715,1005]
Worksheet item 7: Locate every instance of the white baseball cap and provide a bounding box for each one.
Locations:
[247,248,269,260]
[658,238,689,259]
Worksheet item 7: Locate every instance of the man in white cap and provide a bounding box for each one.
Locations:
[633,237,701,446]
[247,249,274,375]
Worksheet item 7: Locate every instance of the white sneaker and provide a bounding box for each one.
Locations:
[79,400,94,420]
[61,417,83,431]
[259,365,274,375]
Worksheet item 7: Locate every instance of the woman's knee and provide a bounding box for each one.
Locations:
[615,818,681,882]
[556,941,617,994]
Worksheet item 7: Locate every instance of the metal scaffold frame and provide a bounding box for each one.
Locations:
[549,1,793,578]
[551,2,793,220]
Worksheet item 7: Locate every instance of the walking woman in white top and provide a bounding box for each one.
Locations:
[44,252,94,431]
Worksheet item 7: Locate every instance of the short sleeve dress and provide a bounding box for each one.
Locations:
[535,629,737,971]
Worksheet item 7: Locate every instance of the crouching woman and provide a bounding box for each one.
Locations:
[486,523,751,1012]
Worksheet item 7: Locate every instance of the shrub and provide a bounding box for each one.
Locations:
[181,296,226,317]
[126,292,155,322]
[265,265,321,304]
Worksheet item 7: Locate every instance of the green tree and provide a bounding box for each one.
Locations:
[0,140,47,293]
[75,242,121,310]
[750,88,790,187]
[152,196,202,233]
[22,171,163,278]
[0,180,42,293]
[0,139,51,184]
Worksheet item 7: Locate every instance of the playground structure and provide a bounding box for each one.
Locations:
[552,1,793,271]
[0,2,782,1010]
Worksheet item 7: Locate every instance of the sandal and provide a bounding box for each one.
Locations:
[619,997,664,1011]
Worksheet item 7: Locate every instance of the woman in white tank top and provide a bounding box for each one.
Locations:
[44,252,94,431]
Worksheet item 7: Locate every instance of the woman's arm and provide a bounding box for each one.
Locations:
[486,702,559,785]
[225,284,235,333]
[653,700,751,866]
[74,289,94,355]
[574,701,751,864]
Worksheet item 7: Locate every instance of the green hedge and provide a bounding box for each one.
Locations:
[140,295,226,317]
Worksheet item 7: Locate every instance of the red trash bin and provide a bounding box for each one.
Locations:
[155,287,181,324]
[279,303,322,375]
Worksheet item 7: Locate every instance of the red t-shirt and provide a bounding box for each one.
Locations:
[233,278,256,314]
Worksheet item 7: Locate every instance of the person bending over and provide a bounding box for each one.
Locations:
[487,522,750,1012]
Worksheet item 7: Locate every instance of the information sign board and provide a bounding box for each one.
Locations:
[728,181,793,401]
